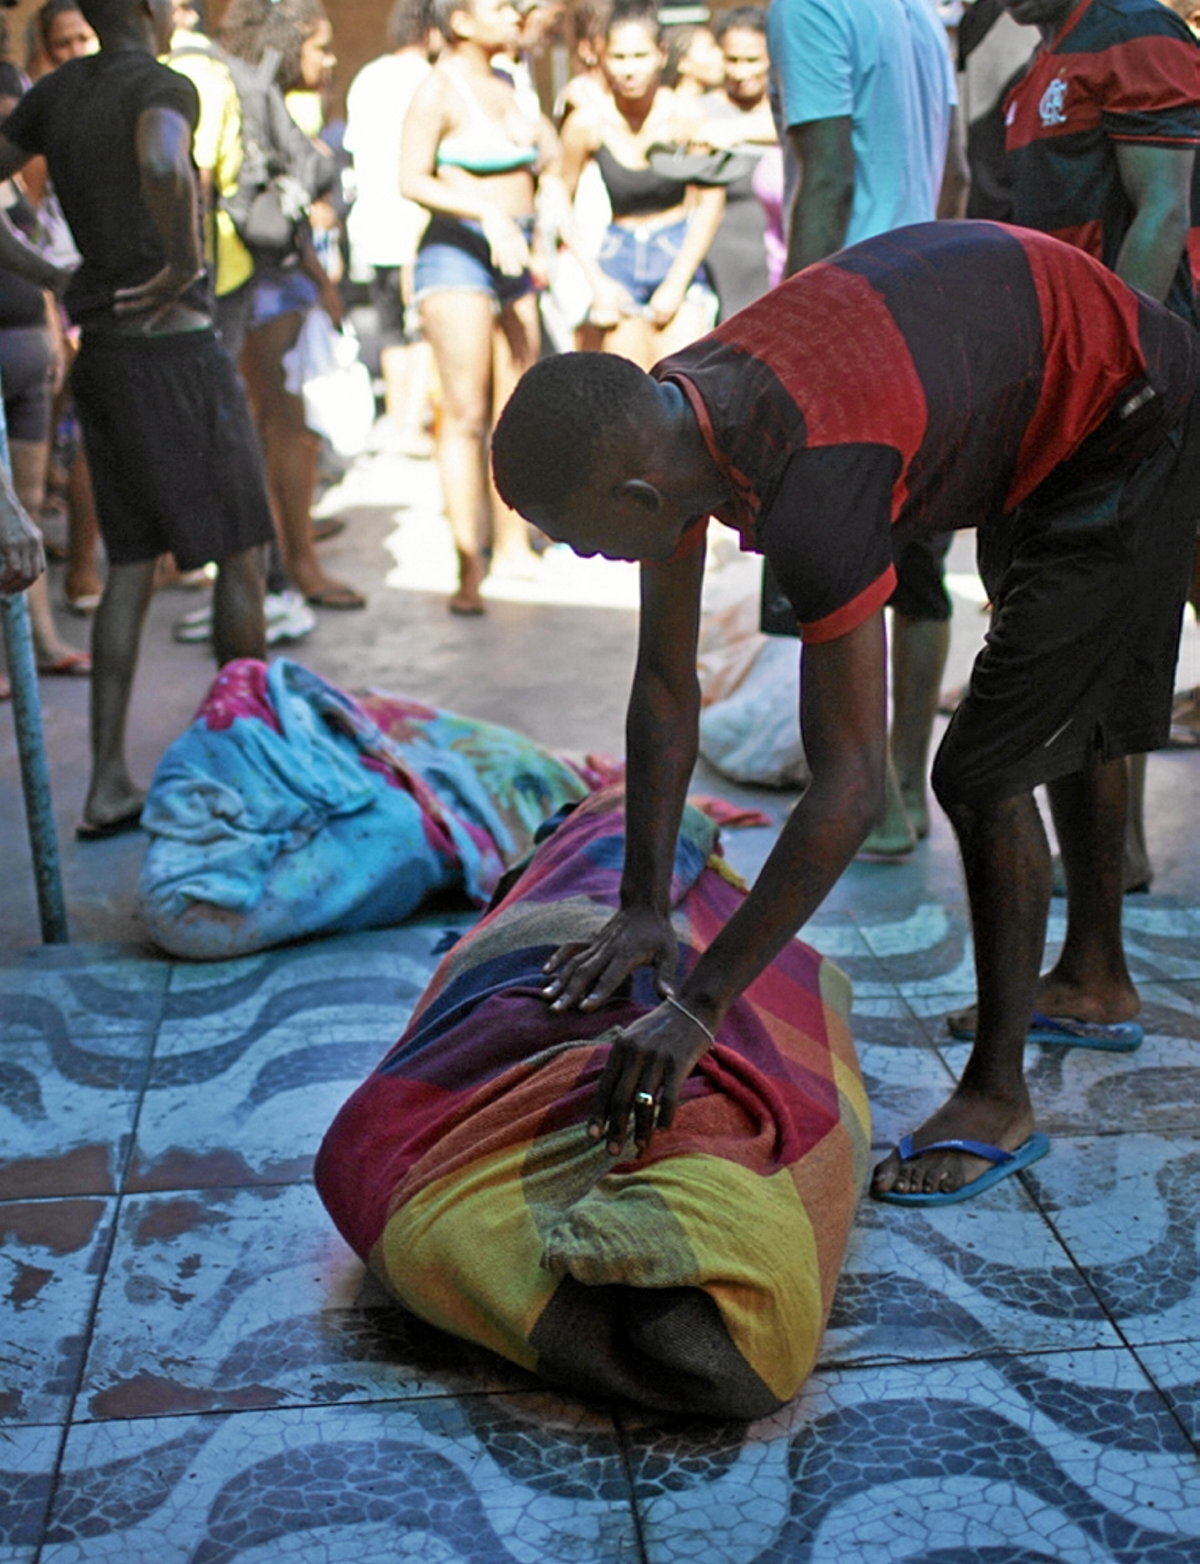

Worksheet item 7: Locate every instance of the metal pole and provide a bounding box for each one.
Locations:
[1,417,69,942]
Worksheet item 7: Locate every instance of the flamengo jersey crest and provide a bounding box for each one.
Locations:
[1039,76,1069,127]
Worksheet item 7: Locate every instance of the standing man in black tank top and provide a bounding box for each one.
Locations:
[0,0,274,838]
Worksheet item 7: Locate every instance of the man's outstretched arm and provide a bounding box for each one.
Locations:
[543,540,707,1009]
[586,607,890,1156]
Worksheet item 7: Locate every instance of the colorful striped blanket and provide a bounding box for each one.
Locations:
[316,787,870,1418]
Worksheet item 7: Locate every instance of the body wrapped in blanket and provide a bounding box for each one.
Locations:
[137,659,607,960]
[316,786,870,1419]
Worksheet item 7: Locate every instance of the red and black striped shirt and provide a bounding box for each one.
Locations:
[654,221,1197,642]
[1003,0,1200,323]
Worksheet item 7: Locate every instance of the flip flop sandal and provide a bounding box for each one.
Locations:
[873,1131,1051,1206]
[305,585,366,610]
[311,516,347,542]
[947,1011,1143,1051]
[75,808,144,841]
[38,651,91,677]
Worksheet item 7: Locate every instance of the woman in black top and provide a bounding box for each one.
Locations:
[559,0,723,369]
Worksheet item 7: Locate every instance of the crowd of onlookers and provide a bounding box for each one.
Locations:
[347,0,796,611]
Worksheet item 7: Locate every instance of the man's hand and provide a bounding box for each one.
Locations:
[542,905,679,1012]
[588,996,716,1156]
[112,263,202,328]
[0,485,45,595]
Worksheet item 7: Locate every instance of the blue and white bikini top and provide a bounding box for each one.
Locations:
[436,64,539,176]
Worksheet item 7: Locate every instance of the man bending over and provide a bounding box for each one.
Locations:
[491,220,1199,1204]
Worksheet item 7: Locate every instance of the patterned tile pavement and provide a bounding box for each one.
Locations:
[3,861,1199,1563]
[5,502,1200,1560]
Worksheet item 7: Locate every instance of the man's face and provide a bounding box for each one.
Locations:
[1001,0,1079,29]
[45,9,98,65]
[528,479,693,565]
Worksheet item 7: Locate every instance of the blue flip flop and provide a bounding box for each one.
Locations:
[873,1131,1051,1207]
[1026,1012,1143,1051]
[947,1011,1143,1052]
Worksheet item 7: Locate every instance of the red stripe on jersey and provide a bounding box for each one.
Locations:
[802,569,896,645]
[1004,38,1200,152]
[1092,33,1200,119]
[1008,232,1147,509]
[1044,218,1105,259]
[1188,228,1200,287]
[717,263,927,518]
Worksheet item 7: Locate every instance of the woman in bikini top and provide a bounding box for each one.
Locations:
[401,0,562,613]
[558,0,724,369]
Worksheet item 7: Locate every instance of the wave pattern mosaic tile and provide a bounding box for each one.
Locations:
[2,895,1198,1563]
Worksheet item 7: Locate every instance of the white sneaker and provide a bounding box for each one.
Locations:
[173,600,213,643]
[172,591,315,645]
[264,591,316,644]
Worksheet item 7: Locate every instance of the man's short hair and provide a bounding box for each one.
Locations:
[492,352,653,520]
[388,0,432,49]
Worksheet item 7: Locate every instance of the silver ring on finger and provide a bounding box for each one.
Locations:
[633,1090,656,1108]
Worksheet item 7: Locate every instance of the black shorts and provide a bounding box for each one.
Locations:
[71,326,276,572]
[888,530,953,621]
[932,399,1200,809]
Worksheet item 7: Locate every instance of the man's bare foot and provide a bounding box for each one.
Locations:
[871,1084,1035,1199]
[947,973,1140,1040]
[80,782,146,835]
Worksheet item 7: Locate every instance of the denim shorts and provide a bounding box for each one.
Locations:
[596,217,715,311]
[414,215,535,307]
[247,268,321,330]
